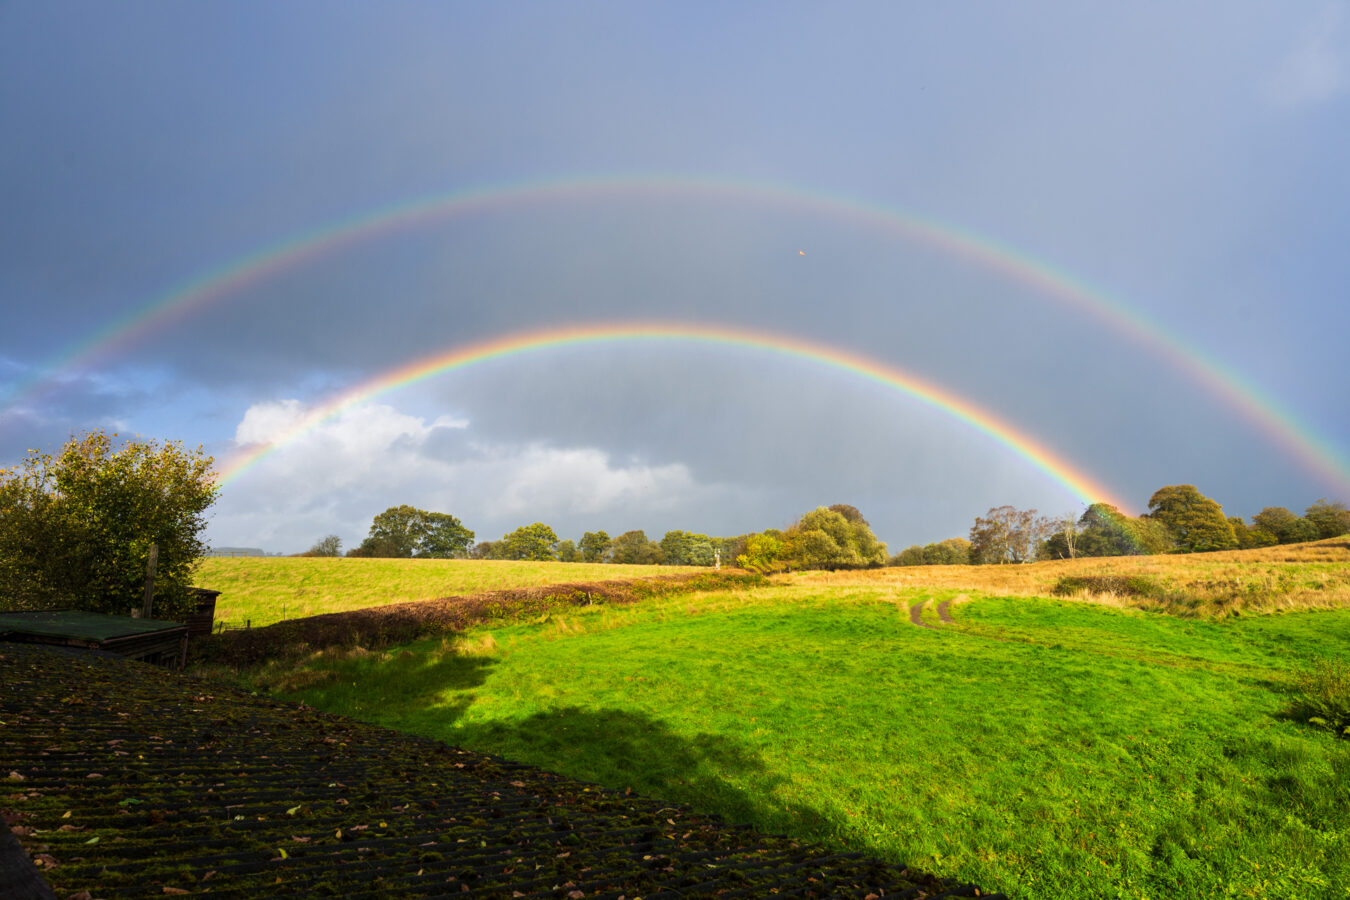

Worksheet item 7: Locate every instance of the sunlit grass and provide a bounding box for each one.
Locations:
[253,582,1350,900]
[195,556,704,626]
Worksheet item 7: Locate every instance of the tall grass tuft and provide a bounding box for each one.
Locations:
[1289,656,1350,737]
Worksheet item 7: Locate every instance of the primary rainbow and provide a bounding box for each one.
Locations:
[6,172,1348,496]
[214,322,1127,510]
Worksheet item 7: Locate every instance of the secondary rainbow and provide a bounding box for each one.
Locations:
[214,322,1127,511]
[7,173,1348,496]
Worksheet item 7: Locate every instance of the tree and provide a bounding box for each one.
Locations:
[1251,507,1317,545]
[735,531,785,572]
[924,537,972,565]
[827,504,868,525]
[555,539,580,562]
[303,534,342,557]
[969,506,1043,564]
[579,530,611,563]
[1304,499,1350,540]
[892,545,928,566]
[498,523,559,561]
[0,430,217,618]
[783,507,888,570]
[1145,485,1237,552]
[350,505,474,558]
[608,530,665,564]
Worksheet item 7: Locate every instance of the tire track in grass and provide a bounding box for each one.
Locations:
[909,598,936,628]
[936,594,969,624]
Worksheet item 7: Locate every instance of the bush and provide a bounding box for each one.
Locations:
[1052,574,1165,598]
[0,430,217,619]
[1288,656,1350,738]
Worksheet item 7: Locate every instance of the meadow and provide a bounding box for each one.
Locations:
[206,543,1350,899]
[195,556,703,627]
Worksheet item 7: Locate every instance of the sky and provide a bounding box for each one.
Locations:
[2,2,1348,555]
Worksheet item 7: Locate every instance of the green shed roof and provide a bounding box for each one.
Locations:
[0,610,185,643]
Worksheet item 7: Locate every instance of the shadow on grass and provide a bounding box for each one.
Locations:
[448,706,833,842]
[286,651,835,846]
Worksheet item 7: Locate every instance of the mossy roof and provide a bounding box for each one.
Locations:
[1,642,1003,899]
[0,610,185,643]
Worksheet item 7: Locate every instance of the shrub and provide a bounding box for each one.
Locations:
[1052,574,1165,598]
[1288,656,1350,738]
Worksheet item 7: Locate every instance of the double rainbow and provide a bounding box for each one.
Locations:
[214,322,1126,510]
[6,173,1347,497]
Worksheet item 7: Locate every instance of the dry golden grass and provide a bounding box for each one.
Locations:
[780,537,1350,617]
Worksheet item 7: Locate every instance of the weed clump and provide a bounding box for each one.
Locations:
[1052,574,1165,598]
[1288,656,1350,738]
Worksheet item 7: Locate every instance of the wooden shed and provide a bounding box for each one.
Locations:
[0,610,189,671]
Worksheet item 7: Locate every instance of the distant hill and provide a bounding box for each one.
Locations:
[204,546,269,557]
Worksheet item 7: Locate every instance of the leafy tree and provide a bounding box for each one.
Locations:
[969,506,1050,564]
[0,430,217,618]
[735,531,785,572]
[892,545,928,566]
[1072,502,1171,556]
[827,504,868,525]
[1304,499,1350,540]
[1251,507,1318,545]
[579,530,611,563]
[608,529,665,564]
[1229,516,1275,550]
[784,507,887,570]
[468,540,502,560]
[555,539,580,562]
[350,505,474,558]
[302,534,342,557]
[1145,485,1237,552]
[924,537,972,565]
[499,523,559,561]
[659,530,697,565]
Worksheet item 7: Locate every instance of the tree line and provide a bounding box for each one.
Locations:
[304,502,890,571]
[892,486,1350,566]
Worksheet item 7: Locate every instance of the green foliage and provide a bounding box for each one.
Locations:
[968,505,1049,564]
[1288,656,1350,738]
[1072,502,1172,557]
[0,430,217,618]
[579,530,611,563]
[891,545,928,566]
[555,539,580,562]
[735,531,785,573]
[350,505,474,558]
[1252,507,1318,545]
[1304,499,1350,540]
[608,530,664,565]
[784,507,887,570]
[499,523,560,561]
[1146,485,1237,552]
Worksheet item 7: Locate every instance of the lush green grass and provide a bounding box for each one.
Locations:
[195,556,703,626]
[249,583,1350,900]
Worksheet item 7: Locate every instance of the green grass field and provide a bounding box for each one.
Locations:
[195,556,703,627]
[247,579,1350,900]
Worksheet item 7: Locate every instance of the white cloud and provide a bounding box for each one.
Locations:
[1264,5,1348,107]
[208,398,734,551]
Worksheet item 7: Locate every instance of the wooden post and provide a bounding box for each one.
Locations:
[142,543,158,619]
